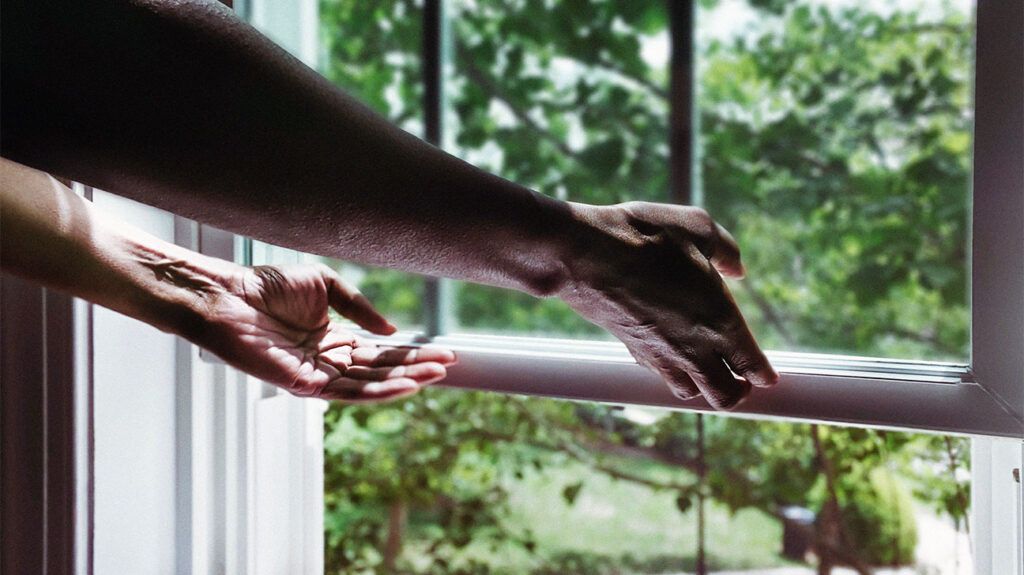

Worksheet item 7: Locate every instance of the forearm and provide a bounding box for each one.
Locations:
[1,0,591,296]
[0,158,235,339]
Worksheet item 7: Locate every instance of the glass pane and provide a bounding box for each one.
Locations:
[700,0,974,361]
[447,0,670,339]
[324,391,973,573]
[315,0,426,330]
[442,0,974,361]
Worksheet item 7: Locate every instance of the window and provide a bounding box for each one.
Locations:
[7,1,1014,574]
[239,0,1022,572]
[255,0,1023,435]
[273,1,1021,573]
[311,0,1019,438]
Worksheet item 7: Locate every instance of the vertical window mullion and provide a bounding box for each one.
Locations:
[422,0,454,336]
[669,0,700,207]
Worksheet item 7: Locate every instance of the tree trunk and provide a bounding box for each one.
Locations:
[382,500,407,574]
[815,496,841,575]
[810,425,871,575]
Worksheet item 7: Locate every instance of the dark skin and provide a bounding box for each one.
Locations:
[1,0,778,408]
[1,158,457,402]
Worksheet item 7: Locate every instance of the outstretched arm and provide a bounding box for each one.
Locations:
[0,158,455,402]
[1,0,777,408]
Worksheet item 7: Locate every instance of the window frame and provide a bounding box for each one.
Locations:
[370,0,1024,438]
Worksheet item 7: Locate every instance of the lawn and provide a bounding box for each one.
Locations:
[405,456,800,574]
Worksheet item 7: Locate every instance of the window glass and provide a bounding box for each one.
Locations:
[701,0,974,361]
[314,3,976,574]
[447,0,670,339]
[313,0,427,330]
[442,0,973,361]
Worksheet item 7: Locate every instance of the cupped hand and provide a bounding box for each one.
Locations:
[565,201,778,410]
[198,263,456,402]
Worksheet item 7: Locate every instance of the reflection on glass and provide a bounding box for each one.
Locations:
[700,0,974,361]
[317,0,426,330]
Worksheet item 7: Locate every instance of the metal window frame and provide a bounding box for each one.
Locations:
[398,0,1024,438]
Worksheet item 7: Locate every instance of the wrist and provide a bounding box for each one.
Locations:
[504,193,628,299]
[101,225,244,343]
[553,202,635,302]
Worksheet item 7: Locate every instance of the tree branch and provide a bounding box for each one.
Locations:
[739,280,797,348]
[593,56,669,100]
[475,428,695,492]
[457,44,580,161]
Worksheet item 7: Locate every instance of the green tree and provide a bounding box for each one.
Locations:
[316,0,976,573]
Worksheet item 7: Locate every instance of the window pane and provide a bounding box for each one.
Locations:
[444,0,973,362]
[316,0,426,330]
[324,391,973,573]
[700,0,974,361]
[447,0,670,339]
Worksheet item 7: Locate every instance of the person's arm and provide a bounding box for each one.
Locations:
[0,158,456,402]
[1,0,776,408]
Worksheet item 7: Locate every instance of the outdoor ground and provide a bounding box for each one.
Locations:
[404,458,972,574]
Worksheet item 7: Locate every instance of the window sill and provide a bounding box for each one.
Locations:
[360,330,1022,438]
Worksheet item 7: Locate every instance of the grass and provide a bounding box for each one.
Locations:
[405,456,800,574]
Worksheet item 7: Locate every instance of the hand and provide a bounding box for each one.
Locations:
[197,263,456,402]
[563,201,778,410]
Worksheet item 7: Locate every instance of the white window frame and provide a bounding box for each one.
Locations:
[241,0,1021,569]
[227,0,1024,440]
[257,0,1023,563]
[298,0,1024,439]
[224,0,1024,458]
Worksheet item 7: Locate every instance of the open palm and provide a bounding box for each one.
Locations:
[201,263,454,403]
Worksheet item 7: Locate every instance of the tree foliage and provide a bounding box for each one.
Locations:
[317,0,975,572]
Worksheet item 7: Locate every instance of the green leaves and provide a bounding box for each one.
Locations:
[578,137,626,180]
[562,481,584,506]
[317,0,976,570]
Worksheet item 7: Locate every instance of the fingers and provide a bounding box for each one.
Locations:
[314,354,450,404]
[710,222,745,279]
[687,354,752,411]
[319,377,423,403]
[321,267,396,335]
[658,363,702,401]
[683,211,743,279]
[628,202,745,279]
[350,346,457,367]
[721,327,779,389]
[319,345,354,370]
[343,362,448,384]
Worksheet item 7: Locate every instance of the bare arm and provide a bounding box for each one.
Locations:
[0,158,456,402]
[1,0,777,408]
[2,0,571,294]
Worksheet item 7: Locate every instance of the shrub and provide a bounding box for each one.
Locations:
[843,467,918,565]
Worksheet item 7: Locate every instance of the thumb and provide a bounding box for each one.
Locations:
[320,267,397,335]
